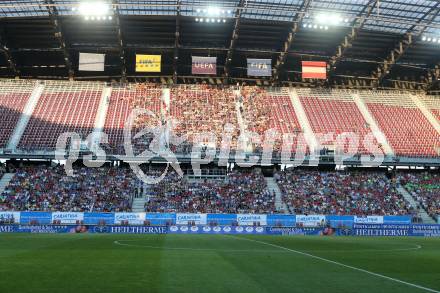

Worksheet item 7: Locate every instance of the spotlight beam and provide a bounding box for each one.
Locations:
[173,0,181,84]
[113,0,126,81]
[224,0,247,79]
[0,29,19,77]
[273,0,312,82]
[374,2,440,86]
[328,0,379,79]
[45,0,74,78]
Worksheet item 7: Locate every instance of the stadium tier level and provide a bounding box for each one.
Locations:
[0,0,440,292]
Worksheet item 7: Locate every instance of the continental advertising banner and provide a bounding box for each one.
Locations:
[191,56,216,75]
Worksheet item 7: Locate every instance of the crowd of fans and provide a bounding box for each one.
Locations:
[0,163,435,219]
[171,85,240,150]
[240,87,271,136]
[0,164,4,179]
[239,87,304,153]
[275,169,415,216]
[400,172,439,220]
[145,170,275,214]
[0,165,138,212]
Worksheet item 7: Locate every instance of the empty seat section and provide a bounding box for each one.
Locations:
[18,81,102,151]
[360,91,440,157]
[0,80,34,148]
[298,89,373,154]
[420,95,440,123]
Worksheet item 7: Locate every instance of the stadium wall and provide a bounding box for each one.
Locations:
[0,211,412,226]
[0,224,439,237]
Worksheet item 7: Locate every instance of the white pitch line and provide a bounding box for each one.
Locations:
[228,236,439,293]
[113,240,284,253]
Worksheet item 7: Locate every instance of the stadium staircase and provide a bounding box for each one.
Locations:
[352,93,394,156]
[90,86,112,145]
[162,88,170,113]
[265,177,288,213]
[396,186,435,224]
[131,197,147,213]
[0,173,14,194]
[234,89,248,134]
[7,83,45,150]
[288,89,318,154]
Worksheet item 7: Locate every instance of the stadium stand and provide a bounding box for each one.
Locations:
[0,163,436,219]
[17,81,103,152]
[0,165,138,212]
[0,79,436,159]
[0,80,35,149]
[297,88,375,154]
[170,85,239,148]
[400,172,439,221]
[359,91,440,157]
[104,83,163,155]
[145,169,275,214]
[240,86,306,152]
[275,169,415,216]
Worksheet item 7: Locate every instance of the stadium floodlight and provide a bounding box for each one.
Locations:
[207,7,221,16]
[196,7,228,24]
[427,37,432,42]
[316,13,342,26]
[433,38,438,43]
[78,1,112,21]
[422,36,427,41]
[78,1,110,16]
[195,18,199,22]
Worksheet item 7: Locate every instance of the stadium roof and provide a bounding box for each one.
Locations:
[1,0,440,90]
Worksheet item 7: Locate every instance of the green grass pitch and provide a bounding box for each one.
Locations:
[0,234,439,293]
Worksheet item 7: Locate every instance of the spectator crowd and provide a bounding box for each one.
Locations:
[275,169,415,216]
[399,172,439,221]
[0,164,434,219]
[145,170,275,214]
[0,165,138,212]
